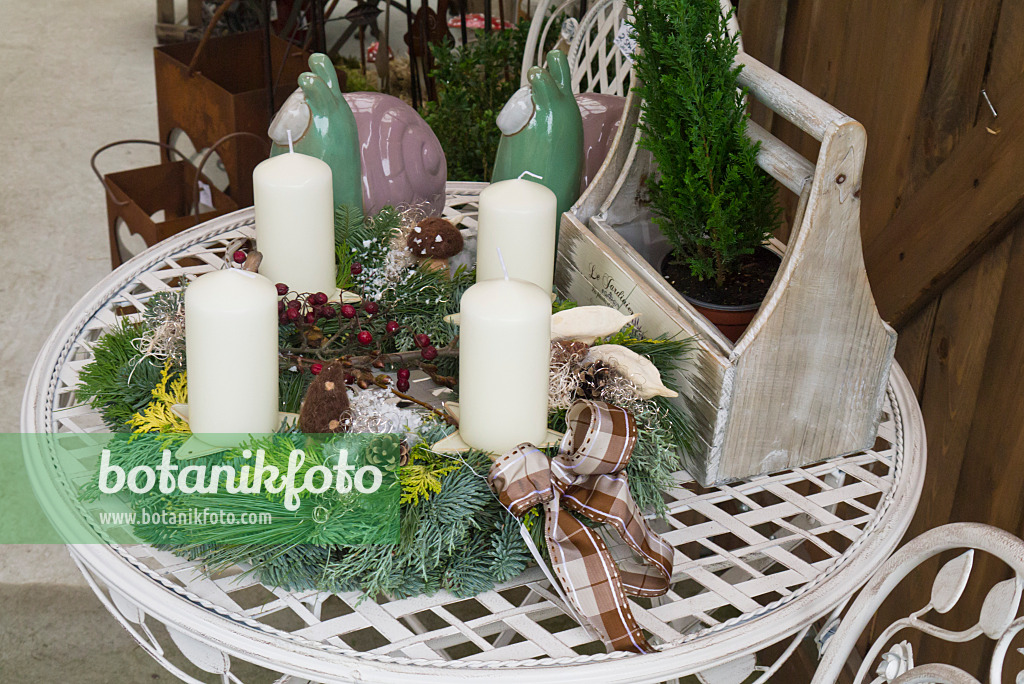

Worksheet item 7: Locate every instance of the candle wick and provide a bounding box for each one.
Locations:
[287,130,294,154]
[496,247,510,280]
[518,170,543,181]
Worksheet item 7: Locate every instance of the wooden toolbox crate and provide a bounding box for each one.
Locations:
[556,52,896,486]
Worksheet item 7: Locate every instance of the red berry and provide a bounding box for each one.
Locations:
[421,345,438,360]
[344,373,355,385]
[321,305,337,318]
[285,308,299,322]
[287,299,300,310]
[276,283,289,296]
[397,367,411,380]
[278,300,285,313]
[364,301,379,315]
[385,320,400,334]
[340,304,357,319]
[396,378,410,392]
[414,333,431,348]
[233,250,246,264]
[307,294,318,306]
[350,262,363,275]
[311,363,323,375]
[305,312,316,326]
[315,292,329,305]
[357,330,373,345]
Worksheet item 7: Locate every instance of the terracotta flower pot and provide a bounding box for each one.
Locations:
[682,296,760,343]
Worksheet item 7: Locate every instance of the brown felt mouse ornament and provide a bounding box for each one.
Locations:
[298,362,352,433]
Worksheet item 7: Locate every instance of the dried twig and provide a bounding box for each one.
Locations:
[389,388,457,426]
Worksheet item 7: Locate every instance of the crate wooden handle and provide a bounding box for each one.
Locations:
[736,52,848,143]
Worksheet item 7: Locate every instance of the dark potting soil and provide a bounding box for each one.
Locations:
[661,248,781,307]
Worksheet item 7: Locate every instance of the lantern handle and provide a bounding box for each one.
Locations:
[191,131,271,218]
[90,139,191,208]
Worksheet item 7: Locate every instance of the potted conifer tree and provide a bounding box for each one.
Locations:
[627,0,781,341]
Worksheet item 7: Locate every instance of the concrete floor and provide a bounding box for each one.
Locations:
[0,1,397,681]
[0,1,188,679]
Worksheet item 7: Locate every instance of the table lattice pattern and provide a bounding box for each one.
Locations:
[22,184,924,684]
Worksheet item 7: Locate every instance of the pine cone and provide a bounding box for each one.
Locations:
[576,361,620,400]
[550,339,590,366]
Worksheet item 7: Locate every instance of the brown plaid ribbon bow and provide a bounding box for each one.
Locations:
[488,399,674,653]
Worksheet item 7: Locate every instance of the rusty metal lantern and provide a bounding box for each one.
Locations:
[92,139,262,269]
[153,29,338,206]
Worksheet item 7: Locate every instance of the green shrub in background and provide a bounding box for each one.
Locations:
[423,23,531,182]
[627,0,780,287]
[336,56,379,93]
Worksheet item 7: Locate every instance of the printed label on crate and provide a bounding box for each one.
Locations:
[555,216,727,454]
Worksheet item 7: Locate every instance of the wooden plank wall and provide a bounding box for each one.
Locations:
[737,0,1024,678]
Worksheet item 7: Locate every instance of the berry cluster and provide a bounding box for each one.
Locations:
[275,280,441,389]
[277,289,339,327]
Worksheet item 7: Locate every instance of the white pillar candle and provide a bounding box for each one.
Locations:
[476,179,558,293]
[185,269,280,437]
[458,278,551,453]
[253,152,336,294]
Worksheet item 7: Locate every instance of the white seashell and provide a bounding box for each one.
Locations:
[584,344,678,399]
[550,305,638,344]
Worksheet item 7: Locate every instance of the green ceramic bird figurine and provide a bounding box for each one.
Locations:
[492,49,585,238]
[268,53,364,215]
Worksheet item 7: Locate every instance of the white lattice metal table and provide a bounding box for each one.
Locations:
[22,184,926,684]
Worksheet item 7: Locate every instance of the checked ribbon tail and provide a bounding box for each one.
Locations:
[489,400,675,654]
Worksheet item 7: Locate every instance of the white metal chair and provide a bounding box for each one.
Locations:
[520,0,634,95]
[563,0,631,95]
[813,523,1024,684]
[519,0,582,87]
[520,0,740,94]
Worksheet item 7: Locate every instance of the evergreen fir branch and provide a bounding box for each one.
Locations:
[444,533,503,597]
[381,264,472,353]
[251,545,333,591]
[334,203,366,249]
[339,204,399,277]
[77,318,163,430]
[279,367,313,413]
[170,493,367,551]
[488,517,531,583]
